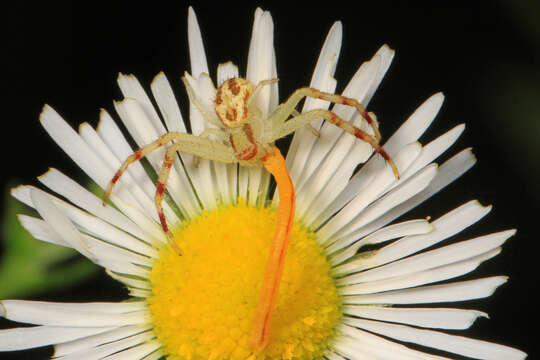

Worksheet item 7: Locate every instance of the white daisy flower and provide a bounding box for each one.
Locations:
[0,7,527,360]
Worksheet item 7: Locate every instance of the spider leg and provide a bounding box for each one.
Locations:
[102,132,237,252]
[268,87,381,141]
[250,146,295,352]
[268,109,400,178]
[248,78,279,108]
[181,75,224,129]
[103,132,182,206]
[192,128,230,167]
[154,145,183,254]
[291,109,320,136]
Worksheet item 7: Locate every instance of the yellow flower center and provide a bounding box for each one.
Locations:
[148,200,342,360]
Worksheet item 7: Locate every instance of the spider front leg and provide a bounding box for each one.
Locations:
[102,132,237,253]
[269,109,400,178]
[271,87,381,141]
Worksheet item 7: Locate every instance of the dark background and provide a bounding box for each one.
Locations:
[2,1,538,359]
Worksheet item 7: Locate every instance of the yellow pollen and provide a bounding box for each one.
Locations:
[148,200,342,360]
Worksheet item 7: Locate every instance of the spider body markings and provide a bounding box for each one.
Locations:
[102,75,399,352]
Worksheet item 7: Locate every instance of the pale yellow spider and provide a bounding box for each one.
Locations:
[103,75,399,351]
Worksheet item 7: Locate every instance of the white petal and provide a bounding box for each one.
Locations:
[186,74,221,210]
[22,186,156,266]
[102,339,161,360]
[344,317,527,360]
[336,148,476,249]
[217,61,239,86]
[141,349,166,360]
[286,21,342,184]
[299,126,374,224]
[326,163,438,253]
[38,168,151,242]
[1,300,145,314]
[148,75,203,216]
[96,110,198,223]
[384,92,445,156]
[324,351,349,360]
[356,200,491,272]
[80,233,151,276]
[330,219,434,270]
[128,288,152,298]
[342,305,488,330]
[295,109,377,219]
[412,147,477,204]
[244,8,277,206]
[114,97,199,219]
[18,214,70,248]
[57,331,155,360]
[117,73,166,136]
[0,326,114,351]
[323,92,443,220]
[295,53,382,195]
[332,339,382,360]
[187,7,209,77]
[97,109,162,211]
[297,44,394,196]
[30,187,94,260]
[313,141,419,232]
[362,44,395,105]
[42,170,158,256]
[334,324,451,359]
[39,106,161,238]
[341,229,515,284]
[150,72,187,133]
[339,248,501,293]
[394,123,465,183]
[343,276,508,304]
[316,141,422,244]
[246,8,276,118]
[39,106,134,204]
[148,74,204,217]
[0,300,148,327]
[54,325,151,357]
[106,270,151,290]
[25,188,151,275]
[186,6,210,150]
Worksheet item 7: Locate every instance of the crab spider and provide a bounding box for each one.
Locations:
[103,75,399,351]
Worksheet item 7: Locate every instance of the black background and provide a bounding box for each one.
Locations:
[2,1,538,359]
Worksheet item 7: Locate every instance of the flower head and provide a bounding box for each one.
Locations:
[0,7,527,360]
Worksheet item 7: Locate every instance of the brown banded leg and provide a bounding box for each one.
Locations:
[102,132,184,206]
[269,108,400,178]
[300,88,381,141]
[270,87,381,141]
[154,145,183,255]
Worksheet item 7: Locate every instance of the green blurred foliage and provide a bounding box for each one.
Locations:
[477,2,540,201]
[0,185,99,298]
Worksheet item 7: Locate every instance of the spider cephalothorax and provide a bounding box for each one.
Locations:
[214,77,254,128]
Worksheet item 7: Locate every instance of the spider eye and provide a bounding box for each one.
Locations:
[215,77,254,128]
